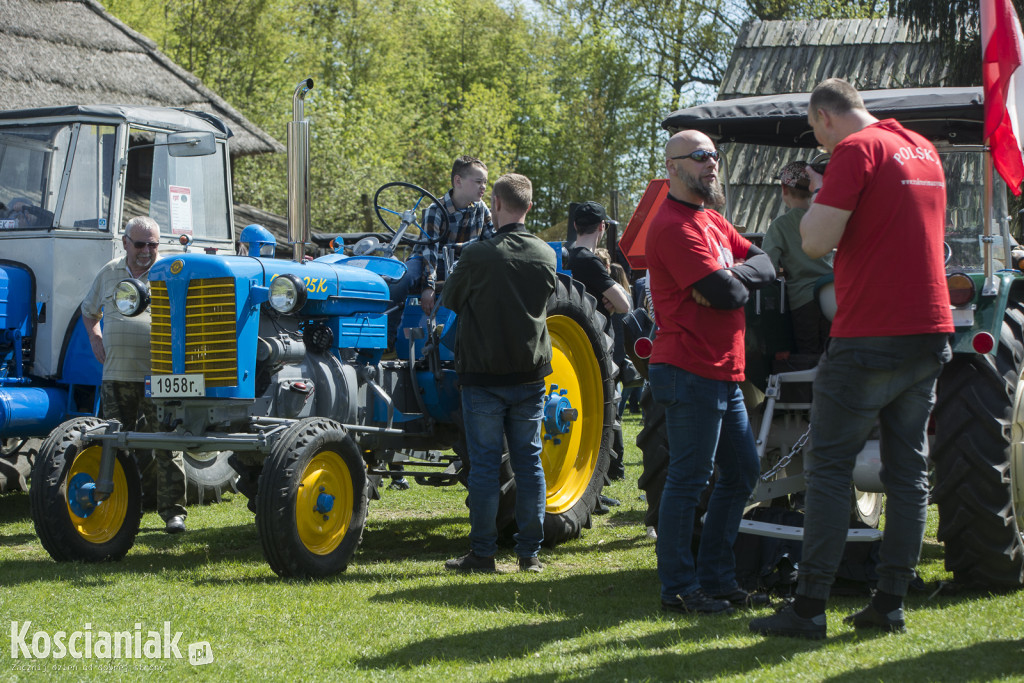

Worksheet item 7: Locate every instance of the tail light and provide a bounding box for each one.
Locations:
[947,272,975,307]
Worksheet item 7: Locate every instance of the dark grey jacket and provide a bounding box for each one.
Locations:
[441,223,557,386]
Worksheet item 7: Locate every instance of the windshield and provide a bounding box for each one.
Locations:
[125,128,231,242]
[943,149,1011,272]
[0,123,115,231]
[716,144,1010,274]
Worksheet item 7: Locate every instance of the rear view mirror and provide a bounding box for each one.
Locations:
[166,131,216,157]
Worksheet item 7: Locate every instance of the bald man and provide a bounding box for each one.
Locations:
[646,130,775,616]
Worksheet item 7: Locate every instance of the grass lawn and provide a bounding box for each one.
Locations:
[1,412,1022,681]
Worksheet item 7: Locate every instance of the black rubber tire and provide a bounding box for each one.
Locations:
[30,417,143,562]
[933,301,1024,588]
[636,384,668,530]
[0,438,35,494]
[183,451,240,504]
[255,418,369,578]
[135,449,238,506]
[534,274,615,545]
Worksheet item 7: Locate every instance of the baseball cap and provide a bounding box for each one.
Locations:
[574,201,607,227]
[776,161,810,190]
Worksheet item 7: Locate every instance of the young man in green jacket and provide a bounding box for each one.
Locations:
[441,173,557,573]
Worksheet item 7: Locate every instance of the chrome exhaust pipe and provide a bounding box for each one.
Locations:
[287,78,314,262]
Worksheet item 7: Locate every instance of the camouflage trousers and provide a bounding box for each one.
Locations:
[100,381,186,521]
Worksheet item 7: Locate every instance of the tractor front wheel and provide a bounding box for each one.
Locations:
[256,418,368,578]
[30,417,142,562]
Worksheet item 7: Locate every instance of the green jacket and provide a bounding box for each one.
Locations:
[440,223,557,386]
[762,207,833,309]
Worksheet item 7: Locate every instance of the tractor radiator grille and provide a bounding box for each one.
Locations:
[150,278,237,387]
[150,281,172,374]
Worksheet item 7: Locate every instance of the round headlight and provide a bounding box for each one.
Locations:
[268,274,307,313]
[114,279,150,317]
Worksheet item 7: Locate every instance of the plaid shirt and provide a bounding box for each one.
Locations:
[412,190,493,288]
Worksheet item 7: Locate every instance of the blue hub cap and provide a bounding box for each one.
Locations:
[543,384,578,444]
[315,492,335,514]
[68,472,98,517]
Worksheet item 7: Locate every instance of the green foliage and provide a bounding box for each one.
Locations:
[748,0,889,21]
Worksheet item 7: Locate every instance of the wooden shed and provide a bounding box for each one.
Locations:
[709,18,947,232]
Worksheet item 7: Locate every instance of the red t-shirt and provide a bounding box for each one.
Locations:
[816,120,953,337]
[647,197,751,381]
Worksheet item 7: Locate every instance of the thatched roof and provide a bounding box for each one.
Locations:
[0,0,284,158]
[709,18,947,232]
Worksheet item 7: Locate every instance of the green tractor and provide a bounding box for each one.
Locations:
[625,87,1024,589]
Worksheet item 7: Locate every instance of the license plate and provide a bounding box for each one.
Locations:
[148,374,205,398]
[951,307,974,328]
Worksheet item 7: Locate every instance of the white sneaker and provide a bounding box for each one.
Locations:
[646,526,658,540]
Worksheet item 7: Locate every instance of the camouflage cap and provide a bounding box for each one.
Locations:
[776,161,810,190]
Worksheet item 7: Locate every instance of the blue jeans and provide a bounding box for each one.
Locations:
[461,382,547,558]
[649,364,760,601]
[798,334,950,600]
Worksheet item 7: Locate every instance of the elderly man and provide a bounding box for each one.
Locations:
[750,78,952,639]
[82,216,187,533]
[646,130,775,615]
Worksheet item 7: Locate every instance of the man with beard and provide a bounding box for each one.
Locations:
[82,216,187,533]
[646,130,775,614]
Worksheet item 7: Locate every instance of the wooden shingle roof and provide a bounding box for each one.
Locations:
[0,0,284,158]
[709,18,946,232]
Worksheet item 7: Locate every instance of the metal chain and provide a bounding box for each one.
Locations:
[760,423,811,482]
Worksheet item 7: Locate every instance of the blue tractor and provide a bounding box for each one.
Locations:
[29,80,616,577]
[0,104,240,501]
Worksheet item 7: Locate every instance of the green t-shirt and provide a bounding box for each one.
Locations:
[762,207,833,309]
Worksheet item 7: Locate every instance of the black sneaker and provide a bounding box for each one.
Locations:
[749,602,826,639]
[599,494,621,507]
[843,603,906,633]
[662,589,735,615]
[713,587,771,609]
[444,552,495,573]
[518,556,544,573]
[388,477,410,491]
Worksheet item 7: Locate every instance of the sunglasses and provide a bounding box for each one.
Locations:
[129,240,160,249]
[670,149,720,163]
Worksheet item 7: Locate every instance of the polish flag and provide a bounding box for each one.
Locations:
[983,0,1024,195]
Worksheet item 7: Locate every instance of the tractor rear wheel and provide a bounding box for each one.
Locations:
[256,418,368,578]
[933,302,1024,588]
[30,417,142,562]
[535,274,615,544]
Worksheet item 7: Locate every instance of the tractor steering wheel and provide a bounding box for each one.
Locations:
[373,182,450,248]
